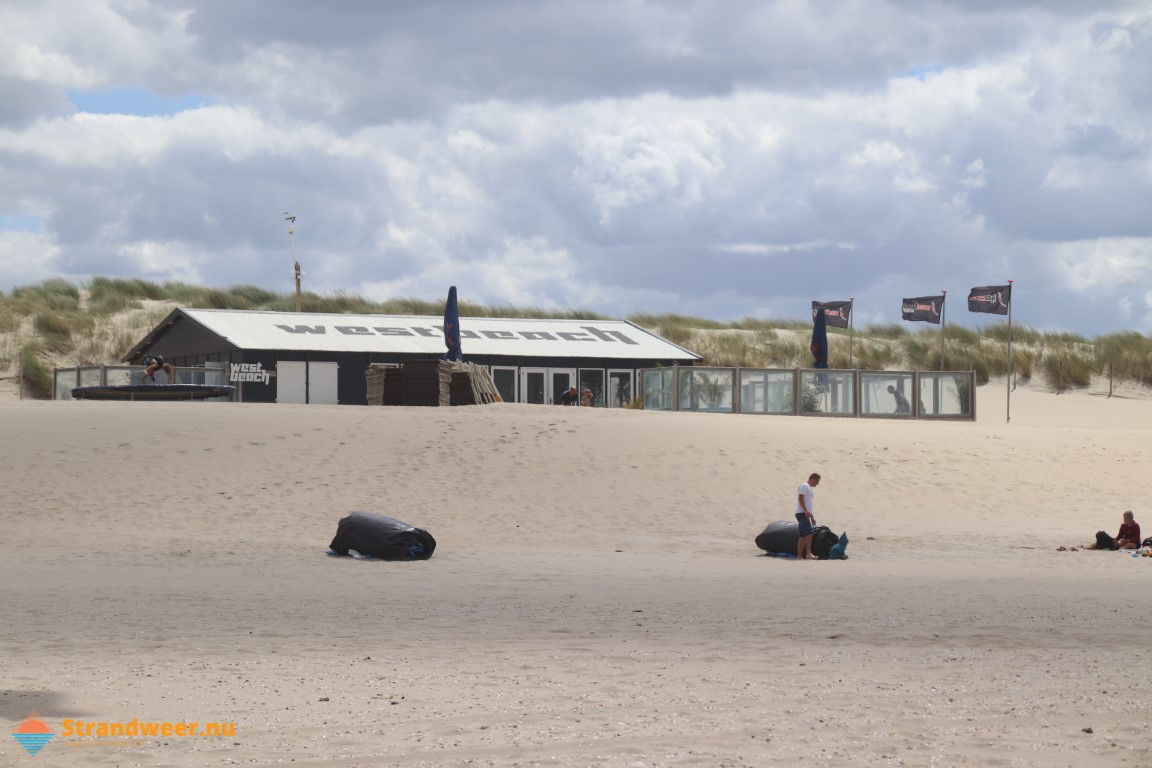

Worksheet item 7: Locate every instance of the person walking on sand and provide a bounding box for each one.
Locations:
[796,472,821,560]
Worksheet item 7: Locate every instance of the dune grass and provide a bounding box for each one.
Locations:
[2,277,1151,398]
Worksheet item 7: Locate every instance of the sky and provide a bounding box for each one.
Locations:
[0,1,1150,336]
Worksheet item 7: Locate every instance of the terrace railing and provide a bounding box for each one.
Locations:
[640,366,975,420]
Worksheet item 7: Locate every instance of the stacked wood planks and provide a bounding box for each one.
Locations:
[401,360,454,406]
[365,365,404,406]
[366,360,501,406]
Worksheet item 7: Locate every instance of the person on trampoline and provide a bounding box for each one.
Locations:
[140,354,173,384]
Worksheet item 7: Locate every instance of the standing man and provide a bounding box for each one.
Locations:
[796,472,821,560]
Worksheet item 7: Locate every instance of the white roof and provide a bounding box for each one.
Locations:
[170,309,701,361]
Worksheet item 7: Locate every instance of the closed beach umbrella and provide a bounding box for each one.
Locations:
[811,307,829,369]
[442,285,462,362]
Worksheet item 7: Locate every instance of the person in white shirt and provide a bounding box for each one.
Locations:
[795,472,821,560]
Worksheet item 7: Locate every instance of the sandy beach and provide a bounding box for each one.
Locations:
[2,381,1151,767]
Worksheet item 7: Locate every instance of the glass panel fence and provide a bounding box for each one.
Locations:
[642,369,675,411]
[677,367,734,413]
[860,372,915,417]
[919,372,974,418]
[799,370,856,416]
[739,370,795,414]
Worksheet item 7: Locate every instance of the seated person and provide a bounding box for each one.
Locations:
[1115,510,1142,550]
[140,354,173,384]
[581,388,593,407]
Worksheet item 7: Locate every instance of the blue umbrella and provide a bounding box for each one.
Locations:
[811,307,829,369]
[442,285,462,362]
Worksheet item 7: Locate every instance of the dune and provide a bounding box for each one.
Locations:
[1,380,1150,767]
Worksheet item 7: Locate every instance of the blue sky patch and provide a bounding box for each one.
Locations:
[0,215,45,232]
[68,87,214,117]
[904,65,945,80]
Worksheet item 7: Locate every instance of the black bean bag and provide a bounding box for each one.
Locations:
[755,520,844,559]
[329,512,436,560]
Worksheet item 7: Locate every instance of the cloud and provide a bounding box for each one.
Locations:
[0,1,1150,335]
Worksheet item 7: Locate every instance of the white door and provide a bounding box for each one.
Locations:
[277,361,307,404]
[550,368,576,405]
[276,361,338,404]
[520,368,547,404]
[309,362,339,405]
[608,370,634,407]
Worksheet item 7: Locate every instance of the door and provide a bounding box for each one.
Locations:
[550,369,576,405]
[491,366,517,403]
[608,370,633,408]
[309,362,339,405]
[578,369,605,407]
[277,361,307,404]
[521,368,546,404]
[276,361,337,404]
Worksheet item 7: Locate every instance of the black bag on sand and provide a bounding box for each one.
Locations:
[1096,531,1115,550]
[755,520,843,559]
[810,526,840,559]
[329,512,437,560]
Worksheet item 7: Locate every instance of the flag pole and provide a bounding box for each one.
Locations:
[848,296,855,369]
[1006,279,1014,424]
[940,289,947,370]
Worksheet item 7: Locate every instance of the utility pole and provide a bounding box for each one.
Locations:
[285,213,301,311]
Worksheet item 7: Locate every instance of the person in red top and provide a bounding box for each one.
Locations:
[1115,510,1141,550]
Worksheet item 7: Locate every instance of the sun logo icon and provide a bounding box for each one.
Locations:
[12,711,55,756]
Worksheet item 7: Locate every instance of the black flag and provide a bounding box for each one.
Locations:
[811,300,852,329]
[968,285,1011,315]
[901,295,944,324]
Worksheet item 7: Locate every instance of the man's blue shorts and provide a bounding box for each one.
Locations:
[795,513,813,537]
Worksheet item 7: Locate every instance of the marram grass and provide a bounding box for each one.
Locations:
[0,277,1149,398]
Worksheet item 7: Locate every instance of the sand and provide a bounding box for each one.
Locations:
[2,380,1151,767]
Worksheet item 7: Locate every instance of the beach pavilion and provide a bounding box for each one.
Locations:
[113,308,701,406]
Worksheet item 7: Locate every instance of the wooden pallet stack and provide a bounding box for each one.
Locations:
[367,360,502,406]
[401,359,454,406]
[364,365,387,406]
[365,365,404,406]
[382,368,403,405]
[450,372,476,406]
[458,362,502,404]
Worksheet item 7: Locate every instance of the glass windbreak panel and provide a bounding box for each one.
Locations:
[54,369,78,399]
[608,371,632,407]
[105,366,140,386]
[739,370,794,414]
[174,367,227,385]
[78,367,102,387]
[492,368,516,403]
[799,370,856,415]
[919,372,974,417]
[860,372,914,417]
[578,369,605,407]
[678,368,734,413]
[642,369,674,411]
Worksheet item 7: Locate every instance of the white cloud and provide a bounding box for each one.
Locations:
[1050,237,1152,290]
[0,1,1150,336]
[0,229,58,285]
